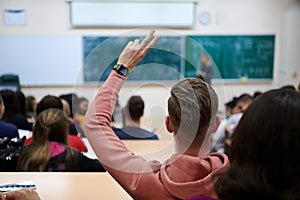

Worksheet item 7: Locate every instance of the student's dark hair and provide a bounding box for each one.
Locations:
[237,93,253,103]
[215,88,300,200]
[15,91,26,115]
[25,95,36,113]
[280,84,296,91]
[225,97,238,109]
[0,89,19,114]
[253,91,262,98]
[127,96,144,121]
[36,95,63,116]
[59,93,79,118]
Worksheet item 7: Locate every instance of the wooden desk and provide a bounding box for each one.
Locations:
[0,172,132,200]
[83,138,175,162]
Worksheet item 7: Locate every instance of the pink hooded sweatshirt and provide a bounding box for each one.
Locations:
[83,71,229,200]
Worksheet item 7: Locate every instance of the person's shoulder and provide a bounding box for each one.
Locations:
[0,121,19,138]
[0,120,18,130]
[122,126,158,140]
[112,126,133,139]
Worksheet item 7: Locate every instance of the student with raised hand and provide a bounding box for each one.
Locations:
[214,88,300,200]
[83,30,229,199]
[18,108,105,172]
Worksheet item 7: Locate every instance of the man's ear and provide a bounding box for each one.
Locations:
[165,116,173,133]
[212,115,221,132]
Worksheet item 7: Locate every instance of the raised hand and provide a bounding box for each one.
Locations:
[117,30,160,71]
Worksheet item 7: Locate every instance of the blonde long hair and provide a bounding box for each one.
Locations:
[18,108,75,171]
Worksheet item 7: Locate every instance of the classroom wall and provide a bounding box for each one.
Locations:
[1,0,299,139]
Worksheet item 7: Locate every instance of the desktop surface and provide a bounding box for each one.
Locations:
[0,172,132,200]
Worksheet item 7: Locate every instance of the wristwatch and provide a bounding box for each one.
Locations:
[113,64,129,77]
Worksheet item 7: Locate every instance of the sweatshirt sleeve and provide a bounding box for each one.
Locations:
[82,70,162,197]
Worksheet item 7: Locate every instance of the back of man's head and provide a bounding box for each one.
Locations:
[127,96,144,121]
[36,95,63,116]
[167,78,218,145]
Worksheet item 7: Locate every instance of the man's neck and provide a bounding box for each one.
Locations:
[124,119,140,127]
[174,131,211,158]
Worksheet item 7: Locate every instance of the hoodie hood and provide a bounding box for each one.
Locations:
[160,152,229,199]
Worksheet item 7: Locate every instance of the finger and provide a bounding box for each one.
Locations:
[133,39,140,45]
[142,35,160,55]
[124,40,134,50]
[0,193,5,200]
[132,39,141,49]
[146,35,160,49]
[140,30,155,48]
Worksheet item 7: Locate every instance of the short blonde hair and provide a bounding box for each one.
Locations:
[168,78,218,145]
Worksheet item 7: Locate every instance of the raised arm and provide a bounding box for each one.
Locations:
[83,31,163,198]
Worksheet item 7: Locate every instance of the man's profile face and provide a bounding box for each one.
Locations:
[236,100,252,113]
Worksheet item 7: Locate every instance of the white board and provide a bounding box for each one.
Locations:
[0,36,82,85]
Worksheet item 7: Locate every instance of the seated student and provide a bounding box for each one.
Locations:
[0,189,41,200]
[211,97,240,153]
[18,108,105,172]
[74,97,89,129]
[0,90,33,131]
[0,94,19,139]
[223,93,253,150]
[214,88,300,200]
[60,98,88,152]
[25,95,88,153]
[25,95,37,120]
[235,93,253,114]
[112,95,158,140]
[83,31,229,199]
[59,93,84,136]
[15,91,27,119]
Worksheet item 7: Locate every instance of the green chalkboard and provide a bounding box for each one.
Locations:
[83,36,183,82]
[184,35,275,80]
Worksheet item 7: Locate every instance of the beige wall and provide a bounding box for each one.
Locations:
[1,0,299,139]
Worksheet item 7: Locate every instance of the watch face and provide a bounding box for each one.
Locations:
[114,64,129,76]
[119,66,129,76]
